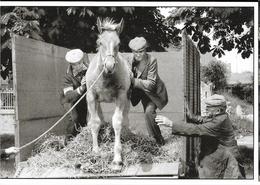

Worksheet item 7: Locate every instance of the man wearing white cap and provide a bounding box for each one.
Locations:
[60,49,89,140]
[128,37,168,146]
[155,94,245,178]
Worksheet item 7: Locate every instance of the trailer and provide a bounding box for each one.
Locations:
[11,32,200,178]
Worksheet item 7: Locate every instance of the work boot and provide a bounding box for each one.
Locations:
[64,134,73,146]
[156,136,165,146]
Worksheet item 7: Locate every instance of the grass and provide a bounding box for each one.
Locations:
[221,92,254,178]
[221,92,253,137]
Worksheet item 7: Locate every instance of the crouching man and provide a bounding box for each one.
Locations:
[128,37,168,146]
[155,94,246,179]
[60,49,89,141]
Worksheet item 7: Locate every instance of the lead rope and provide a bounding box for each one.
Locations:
[18,67,105,150]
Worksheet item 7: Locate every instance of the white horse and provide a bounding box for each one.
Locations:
[85,18,131,171]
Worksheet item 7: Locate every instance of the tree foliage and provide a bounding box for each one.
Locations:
[231,83,253,104]
[1,7,178,79]
[0,6,255,80]
[201,60,228,91]
[1,7,43,79]
[41,7,177,52]
[167,7,254,59]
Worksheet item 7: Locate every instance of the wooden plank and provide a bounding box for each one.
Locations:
[16,162,179,178]
[123,162,179,176]
[12,35,72,161]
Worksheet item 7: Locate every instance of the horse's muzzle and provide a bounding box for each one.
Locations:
[104,62,116,74]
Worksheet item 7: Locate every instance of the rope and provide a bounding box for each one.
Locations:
[19,67,105,150]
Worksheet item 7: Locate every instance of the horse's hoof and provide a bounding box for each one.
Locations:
[111,161,123,172]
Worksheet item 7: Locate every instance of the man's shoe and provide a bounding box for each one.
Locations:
[156,137,165,146]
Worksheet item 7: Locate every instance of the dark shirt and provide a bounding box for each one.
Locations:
[174,113,237,147]
[60,65,87,104]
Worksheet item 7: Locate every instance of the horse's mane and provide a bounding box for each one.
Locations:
[100,17,118,31]
[96,18,120,51]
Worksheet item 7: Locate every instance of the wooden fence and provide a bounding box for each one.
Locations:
[0,88,15,114]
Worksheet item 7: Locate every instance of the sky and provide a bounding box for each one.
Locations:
[216,49,254,73]
[158,7,254,74]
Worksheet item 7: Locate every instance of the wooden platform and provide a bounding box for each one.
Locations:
[122,162,179,177]
[15,162,179,178]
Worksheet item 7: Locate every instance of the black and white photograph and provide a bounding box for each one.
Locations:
[0,1,258,182]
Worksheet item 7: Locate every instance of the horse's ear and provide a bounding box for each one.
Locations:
[97,17,103,33]
[116,18,124,34]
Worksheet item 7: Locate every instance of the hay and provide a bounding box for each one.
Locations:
[17,123,182,177]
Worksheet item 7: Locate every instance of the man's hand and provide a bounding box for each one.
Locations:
[155,115,173,127]
[5,147,19,155]
[81,76,86,86]
[77,85,86,95]
[129,71,136,87]
[185,99,192,119]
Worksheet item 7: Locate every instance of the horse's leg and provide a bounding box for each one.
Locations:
[122,99,131,135]
[111,92,127,171]
[87,91,101,153]
[97,102,106,125]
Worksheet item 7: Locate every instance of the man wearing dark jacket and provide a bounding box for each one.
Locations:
[129,37,168,145]
[155,94,245,178]
[60,49,89,139]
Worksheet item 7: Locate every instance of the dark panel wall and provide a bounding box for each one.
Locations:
[12,35,72,161]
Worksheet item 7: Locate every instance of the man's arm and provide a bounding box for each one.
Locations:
[155,115,215,136]
[185,99,204,124]
[171,115,226,137]
[61,75,85,104]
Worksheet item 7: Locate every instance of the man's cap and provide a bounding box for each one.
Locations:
[128,37,148,51]
[205,94,227,108]
[65,49,84,64]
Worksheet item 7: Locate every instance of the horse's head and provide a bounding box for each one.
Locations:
[97,17,124,74]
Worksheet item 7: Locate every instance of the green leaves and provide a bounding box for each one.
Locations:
[167,7,254,59]
[1,7,43,79]
[1,7,42,40]
[212,46,225,58]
